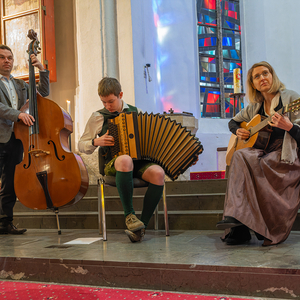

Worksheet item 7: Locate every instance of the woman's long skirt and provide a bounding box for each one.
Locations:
[224,146,300,246]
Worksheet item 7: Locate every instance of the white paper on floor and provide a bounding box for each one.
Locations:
[64,238,103,245]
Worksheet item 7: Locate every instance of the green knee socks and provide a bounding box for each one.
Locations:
[140,183,164,228]
[116,171,164,226]
[116,171,134,217]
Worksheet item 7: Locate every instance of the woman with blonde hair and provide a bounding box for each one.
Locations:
[217,61,300,246]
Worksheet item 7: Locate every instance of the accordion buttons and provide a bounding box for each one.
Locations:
[129,134,134,139]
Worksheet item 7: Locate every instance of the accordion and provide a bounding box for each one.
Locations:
[108,112,203,181]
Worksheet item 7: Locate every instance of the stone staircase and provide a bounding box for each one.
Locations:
[12,178,300,231]
[12,179,227,231]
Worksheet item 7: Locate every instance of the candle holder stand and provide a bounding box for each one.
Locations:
[229,93,245,116]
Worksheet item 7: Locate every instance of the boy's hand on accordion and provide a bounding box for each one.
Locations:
[95,130,114,147]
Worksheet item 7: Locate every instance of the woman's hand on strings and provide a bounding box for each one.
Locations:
[94,130,114,147]
[268,112,293,131]
[236,128,250,140]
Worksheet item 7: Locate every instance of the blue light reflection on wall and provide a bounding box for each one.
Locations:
[148,0,200,117]
[152,0,176,113]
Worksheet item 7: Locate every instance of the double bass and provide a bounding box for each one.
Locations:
[14,30,89,213]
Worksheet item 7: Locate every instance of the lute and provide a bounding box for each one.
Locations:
[226,98,300,166]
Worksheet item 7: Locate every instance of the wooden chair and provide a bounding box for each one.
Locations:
[97,148,169,241]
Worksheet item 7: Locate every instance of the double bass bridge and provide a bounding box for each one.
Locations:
[29,149,50,157]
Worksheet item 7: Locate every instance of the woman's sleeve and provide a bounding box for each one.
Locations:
[288,124,300,147]
[228,119,241,135]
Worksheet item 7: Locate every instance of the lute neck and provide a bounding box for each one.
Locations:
[249,107,284,137]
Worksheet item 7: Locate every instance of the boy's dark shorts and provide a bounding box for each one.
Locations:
[104,157,156,179]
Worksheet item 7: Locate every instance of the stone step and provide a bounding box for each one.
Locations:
[14,193,226,212]
[15,179,300,232]
[13,210,300,231]
[10,179,228,231]
[165,179,227,194]
[83,179,228,196]
[12,210,224,231]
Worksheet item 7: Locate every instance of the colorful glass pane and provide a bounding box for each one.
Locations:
[224,75,233,84]
[223,49,229,58]
[222,37,232,47]
[200,88,221,117]
[224,20,235,30]
[203,0,216,10]
[230,49,239,59]
[207,93,220,103]
[198,0,242,118]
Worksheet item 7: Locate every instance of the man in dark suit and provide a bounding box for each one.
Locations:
[0,44,50,234]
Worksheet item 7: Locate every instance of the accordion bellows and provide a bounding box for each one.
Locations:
[108,112,203,181]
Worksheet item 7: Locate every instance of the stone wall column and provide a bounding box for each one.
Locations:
[100,0,119,79]
[74,0,120,184]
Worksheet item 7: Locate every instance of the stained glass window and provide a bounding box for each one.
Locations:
[197,0,243,118]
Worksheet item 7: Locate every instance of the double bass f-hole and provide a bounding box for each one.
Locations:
[48,140,65,161]
[23,144,34,169]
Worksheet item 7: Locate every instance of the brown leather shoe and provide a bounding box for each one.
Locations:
[125,213,145,232]
[0,223,27,234]
[125,228,145,243]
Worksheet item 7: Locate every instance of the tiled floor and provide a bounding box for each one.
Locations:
[1,229,300,299]
[1,229,300,269]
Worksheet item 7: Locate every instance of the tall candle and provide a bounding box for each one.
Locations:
[66,100,71,115]
[233,68,241,94]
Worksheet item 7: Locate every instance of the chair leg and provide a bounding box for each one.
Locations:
[54,208,61,235]
[98,178,107,241]
[154,206,159,230]
[162,184,169,236]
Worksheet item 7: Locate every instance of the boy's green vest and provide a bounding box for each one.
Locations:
[97,104,138,165]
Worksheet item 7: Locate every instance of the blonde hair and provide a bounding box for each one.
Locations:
[246,61,285,104]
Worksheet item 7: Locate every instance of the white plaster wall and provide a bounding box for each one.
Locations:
[130,0,156,112]
[117,0,135,106]
[193,119,231,172]
[74,0,103,148]
[240,0,300,94]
